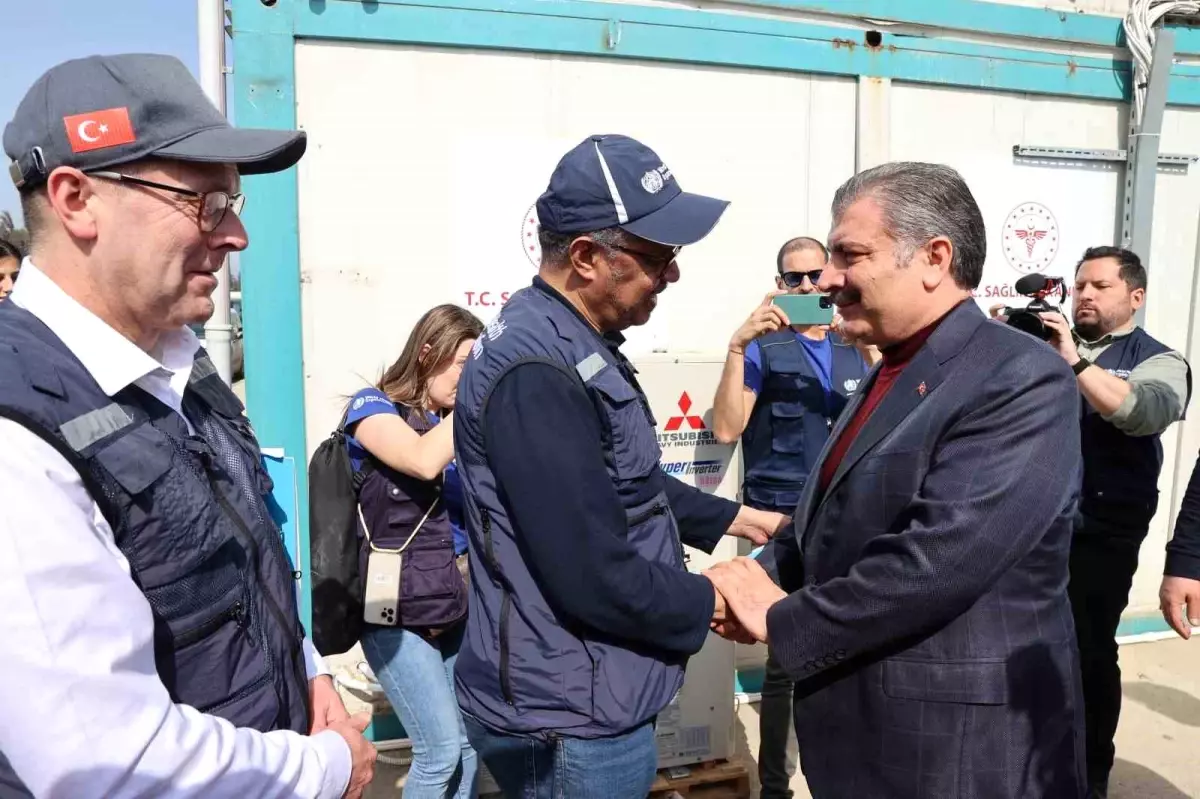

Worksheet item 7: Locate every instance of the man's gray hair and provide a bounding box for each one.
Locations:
[538,226,624,268]
[831,162,986,290]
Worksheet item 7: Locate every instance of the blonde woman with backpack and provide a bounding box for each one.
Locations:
[344,304,483,799]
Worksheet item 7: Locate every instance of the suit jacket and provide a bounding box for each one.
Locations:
[760,300,1086,799]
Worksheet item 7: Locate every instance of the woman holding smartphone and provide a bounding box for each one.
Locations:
[345,304,483,799]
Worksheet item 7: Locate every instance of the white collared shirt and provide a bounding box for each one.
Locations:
[0,260,349,798]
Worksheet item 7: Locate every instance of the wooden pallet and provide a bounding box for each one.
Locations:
[648,758,751,799]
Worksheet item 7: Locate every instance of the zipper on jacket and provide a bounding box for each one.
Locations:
[499,591,515,706]
[483,509,516,706]
[628,503,667,528]
[175,600,245,650]
[206,469,310,724]
[482,507,498,569]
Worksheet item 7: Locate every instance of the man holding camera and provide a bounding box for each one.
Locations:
[711,236,873,799]
[999,246,1191,799]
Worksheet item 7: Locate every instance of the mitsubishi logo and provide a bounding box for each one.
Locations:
[664,392,706,432]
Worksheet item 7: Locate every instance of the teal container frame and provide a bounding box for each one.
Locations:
[231,0,1197,638]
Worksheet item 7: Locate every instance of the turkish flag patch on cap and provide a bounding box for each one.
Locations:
[63,108,136,154]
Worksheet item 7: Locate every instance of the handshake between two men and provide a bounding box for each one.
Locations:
[700,509,791,646]
[446,150,1091,799]
[706,554,789,645]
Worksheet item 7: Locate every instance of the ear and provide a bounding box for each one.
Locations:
[43,167,101,243]
[419,342,432,363]
[1131,286,1146,310]
[567,236,605,285]
[920,236,954,290]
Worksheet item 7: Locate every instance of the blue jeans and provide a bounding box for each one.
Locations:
[463,716,657,799]
[362,623,478,799]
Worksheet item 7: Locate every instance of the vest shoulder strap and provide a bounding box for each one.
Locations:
[185,351,247,419]
[830,335,867,373]
[757,331,800,380]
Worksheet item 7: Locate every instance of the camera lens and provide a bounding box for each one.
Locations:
[1006,310,1051,341]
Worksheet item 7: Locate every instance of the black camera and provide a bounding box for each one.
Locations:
[1001,273,1067,341]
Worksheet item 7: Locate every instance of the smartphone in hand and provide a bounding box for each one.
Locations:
[771,293,835,326]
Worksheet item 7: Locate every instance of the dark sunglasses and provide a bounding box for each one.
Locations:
[87,171,246,234]
[600,241,681,272]
[779,269,824,288]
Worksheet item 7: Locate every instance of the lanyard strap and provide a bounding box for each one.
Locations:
[358,488,441,555]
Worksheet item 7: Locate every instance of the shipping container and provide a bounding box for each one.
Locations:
[231,0,1200,711]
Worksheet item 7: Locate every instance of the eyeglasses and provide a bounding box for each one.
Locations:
[600,241,681,273]
[780,269,824,288]
[86,171,246,233]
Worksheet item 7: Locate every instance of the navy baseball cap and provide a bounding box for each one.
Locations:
[4,53,306,190]
[536,134,729,247]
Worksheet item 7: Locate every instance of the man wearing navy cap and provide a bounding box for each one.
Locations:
[0,54,374,797]
[452,134,788,796]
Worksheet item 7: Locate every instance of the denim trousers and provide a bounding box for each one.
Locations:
[361,622,478,799]
[463,716,657,799]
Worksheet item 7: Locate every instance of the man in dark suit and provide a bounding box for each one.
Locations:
[707,162,1087,799]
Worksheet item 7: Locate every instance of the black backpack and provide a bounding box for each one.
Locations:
[308,414,372,656]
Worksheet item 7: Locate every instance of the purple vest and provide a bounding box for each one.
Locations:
[357,405,467,630]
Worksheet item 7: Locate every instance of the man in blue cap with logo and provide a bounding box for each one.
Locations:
[0,54,374,797]
[453,134,789,796]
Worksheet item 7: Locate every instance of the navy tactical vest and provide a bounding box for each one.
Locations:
[453,282,687,738]
[1081,326,1192,530]
[741,331,867,512]
[355,405,466,630]
[0,302,310,733]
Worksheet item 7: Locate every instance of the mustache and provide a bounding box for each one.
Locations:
[831,288,861,306]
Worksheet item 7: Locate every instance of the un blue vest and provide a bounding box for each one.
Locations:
[453,283,686,738]
[741,331,866,512]
[1081,326,1192,530]
[0,303,310,733]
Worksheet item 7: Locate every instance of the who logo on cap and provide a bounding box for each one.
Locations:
[535,134,729,248]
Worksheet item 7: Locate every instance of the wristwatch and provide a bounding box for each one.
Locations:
[1072,357,1092,376]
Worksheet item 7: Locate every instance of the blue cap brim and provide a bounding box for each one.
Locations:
[153,126,307,175]
[619,191,730,247]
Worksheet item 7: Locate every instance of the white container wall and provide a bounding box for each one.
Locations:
[288,8,1200,631]
[295,42,856,452]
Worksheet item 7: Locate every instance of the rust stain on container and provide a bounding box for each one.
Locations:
[831,38,857,51]
[1066,59,1078,77]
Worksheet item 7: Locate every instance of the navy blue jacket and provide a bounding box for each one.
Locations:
[453,278,738,738]
[759,301,1086,798]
